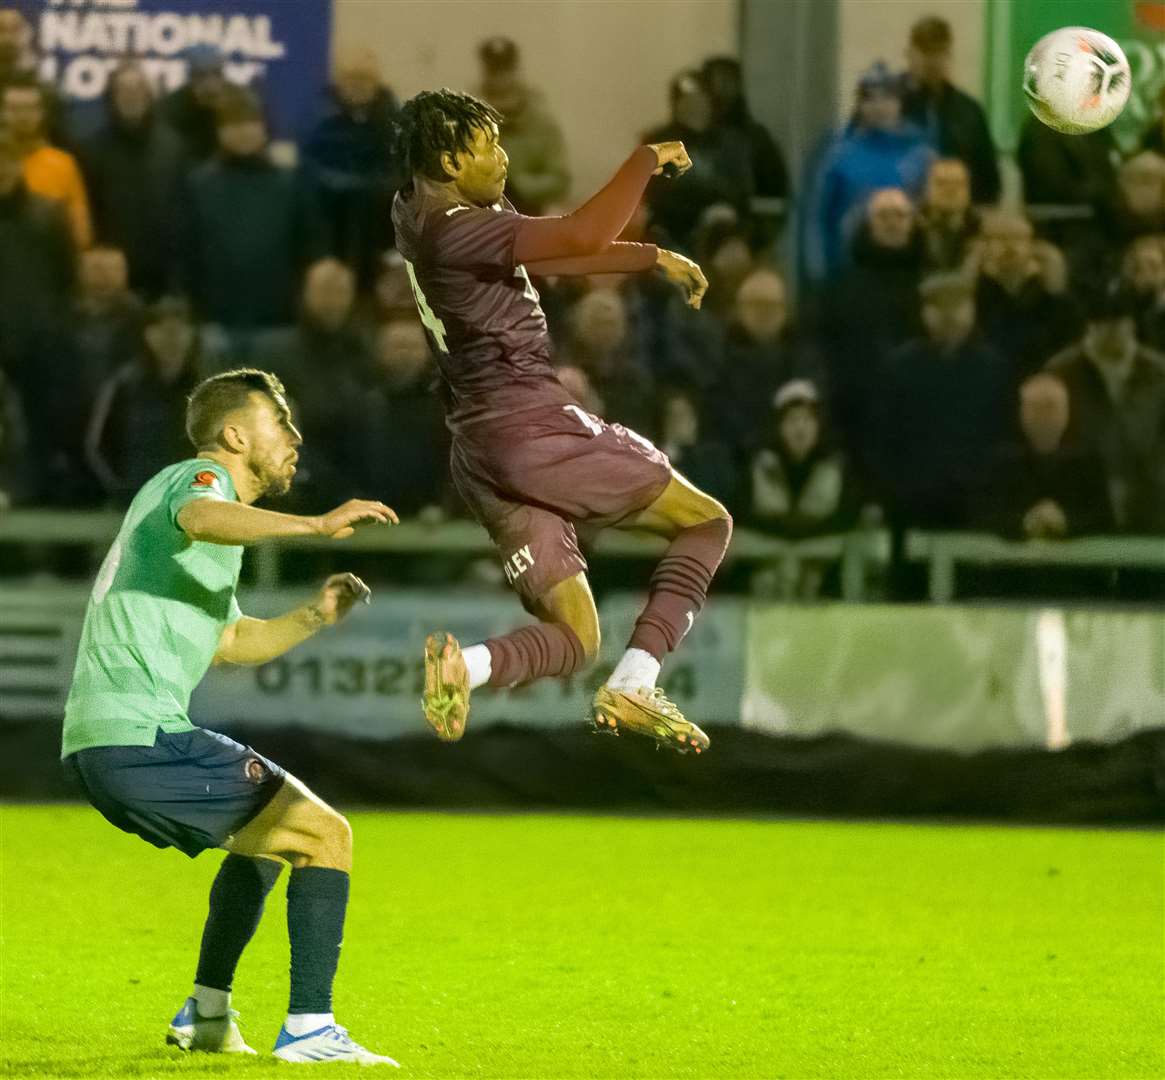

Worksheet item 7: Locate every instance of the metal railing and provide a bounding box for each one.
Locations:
[2,511,1161,602]
[0,511,885,599]
[905,532,1165,603]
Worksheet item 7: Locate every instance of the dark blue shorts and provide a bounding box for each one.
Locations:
[65,728,286,858]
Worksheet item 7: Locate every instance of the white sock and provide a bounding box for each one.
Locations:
[192,983,230,1019]
[285,1012,334,1036]
[462,643,492,690]
[606,648,661,693]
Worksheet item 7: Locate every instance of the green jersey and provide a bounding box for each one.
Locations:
[62,459,245,758]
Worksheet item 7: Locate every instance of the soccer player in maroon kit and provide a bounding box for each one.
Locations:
[392,90,731,753]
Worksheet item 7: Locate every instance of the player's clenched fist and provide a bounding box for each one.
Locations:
[313,573,372,624]
[655,248,708,309]
[648,140,692,178]
[313,499,398,540]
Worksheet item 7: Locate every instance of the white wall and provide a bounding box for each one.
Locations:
[836,0,985,119]
[333,0,738,202]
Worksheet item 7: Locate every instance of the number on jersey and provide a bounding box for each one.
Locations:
[404,260,449,354]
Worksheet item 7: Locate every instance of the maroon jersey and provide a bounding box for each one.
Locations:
[392,185,573,430]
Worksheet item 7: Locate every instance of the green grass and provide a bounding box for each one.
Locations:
[1,806,1162,1079]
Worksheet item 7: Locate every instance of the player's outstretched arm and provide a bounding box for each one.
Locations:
[178,498,398,546]
[511,142,691,264]
[214,573,371,666]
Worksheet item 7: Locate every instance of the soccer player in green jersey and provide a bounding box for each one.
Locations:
[62,368,401,1066]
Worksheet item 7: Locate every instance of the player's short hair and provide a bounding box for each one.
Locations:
[396,88,502,182]
[185,368,288,450]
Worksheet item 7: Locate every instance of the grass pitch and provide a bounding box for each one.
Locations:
[1,806,1161,1079]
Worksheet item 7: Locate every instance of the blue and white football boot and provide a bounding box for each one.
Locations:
[273,1022,400,1065]
[166,996,256,1053]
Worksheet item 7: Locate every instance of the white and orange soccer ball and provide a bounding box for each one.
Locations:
[1023,26,1131,135]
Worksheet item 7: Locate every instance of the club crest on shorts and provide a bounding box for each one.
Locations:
[244,758,268,783]
[502,544,536,585]
[191,470,218,489]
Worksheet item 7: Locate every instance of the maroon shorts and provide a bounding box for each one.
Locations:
[450,403,672,604]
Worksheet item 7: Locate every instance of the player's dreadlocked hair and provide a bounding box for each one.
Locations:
[396,88,502,182]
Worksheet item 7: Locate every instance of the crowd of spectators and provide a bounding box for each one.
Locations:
[1,9,1164,598]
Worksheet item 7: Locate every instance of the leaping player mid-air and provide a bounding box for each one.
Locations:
[393,90,732,754]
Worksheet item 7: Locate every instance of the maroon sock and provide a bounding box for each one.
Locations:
[629,517,732,661]
[485,622,587,688]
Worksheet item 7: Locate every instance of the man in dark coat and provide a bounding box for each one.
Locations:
[80,61,185,297]
[900,16,1000,205]
[1046,285,1165,534]
[874,272,1011,528]
[980,372,1113,539]
[301,48,404,290]
[182,88,323,336]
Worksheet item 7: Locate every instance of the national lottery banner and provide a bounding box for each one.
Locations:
[984,0,1165,152]
[14,0,333,138]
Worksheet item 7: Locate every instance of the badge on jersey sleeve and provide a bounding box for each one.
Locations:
[191,470,219,489]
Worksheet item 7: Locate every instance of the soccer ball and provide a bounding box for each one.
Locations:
[1023,26,1131,135]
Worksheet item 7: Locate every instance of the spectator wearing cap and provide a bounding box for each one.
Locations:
[822,187,925,464]
[161,45,228,162]
[918,157,979,271]
[874,272,1010,529]
[978,372,1113,541]
[1046,284,1165,533]
[900,16,1000,205]
[182,87,324,339]
[0,7,66,146]
[974,210,1079,385]
[746,379,856,565]
[79,61,186,298]
[302,47,404,289]
[3,75,91,248]
[476,36,569,216]
[642,69,754,250]
[803,61,933,282]
[657,388,739,512]
[85,297,207,502]
[712,265,824,457]
[0,123,74,500]
[700,56,789,201]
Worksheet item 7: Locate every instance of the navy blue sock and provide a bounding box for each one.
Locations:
[286,866,350,1014]
[194,854,283,992]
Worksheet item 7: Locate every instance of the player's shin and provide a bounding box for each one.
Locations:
[284,866,350,1032]
[193,854,284,1012]
[624,516,732,669]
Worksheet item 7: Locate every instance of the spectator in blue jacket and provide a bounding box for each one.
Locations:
[804,61,933,282]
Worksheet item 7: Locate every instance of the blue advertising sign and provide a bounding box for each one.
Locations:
[13,0,332,138]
